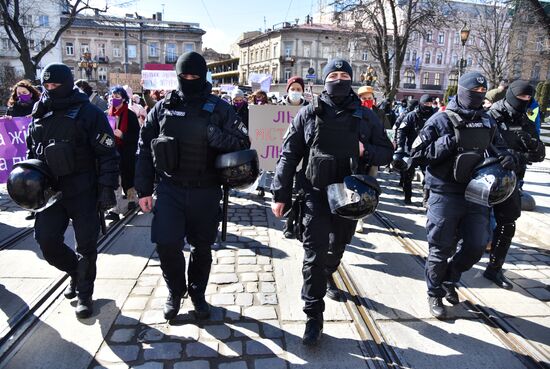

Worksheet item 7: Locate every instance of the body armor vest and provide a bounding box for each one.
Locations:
[305,98,361,188]
[154,92,220,187]
[446,110,495,183]
[31,104,96,178]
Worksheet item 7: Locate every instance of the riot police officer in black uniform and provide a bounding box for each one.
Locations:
[394,94,434,204]
[135,52,250,320]
[412,72,515,319]
[484,80,545,289]
[26,63,119,319]
[271,59,393,345]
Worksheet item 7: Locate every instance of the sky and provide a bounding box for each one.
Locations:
[102,0,319,54]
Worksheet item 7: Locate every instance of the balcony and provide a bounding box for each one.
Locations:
[94,56,109,64]
[421,84,442,90]
[279,56,295,65]
[403,83,416,89]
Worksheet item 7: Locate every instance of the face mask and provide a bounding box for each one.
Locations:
[111,98,123,108]
[133,97,140,104]
[325,79,352,97]
[288,92,302,104]
[178,77,204,97]
[362,99,374,109]
[45,84,74,99]
[255,99,264,105]
[234,100,245,109]
[505,89,530,114]
[18,93,33,103]
[457,86,485,110]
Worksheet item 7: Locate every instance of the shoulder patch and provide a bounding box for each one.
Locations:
[98,133,115,148]
[237,121,248,135]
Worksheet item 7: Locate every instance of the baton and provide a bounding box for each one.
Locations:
[221,184,229,242]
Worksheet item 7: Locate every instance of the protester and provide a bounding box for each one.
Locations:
[250,90,269,105]
[280,76,308,106]
[75,79,108,111]
[232,89,249,129]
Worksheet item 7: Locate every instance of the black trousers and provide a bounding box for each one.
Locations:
[151,180,222,299]
[489,187,521,270]
[34,188,99,299]
[301,188,356,316]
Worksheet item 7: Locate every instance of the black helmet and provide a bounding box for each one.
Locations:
[326,174,381,220]
[391,150,411,172]
[465,157,517,207]
[215,149,260,189]
[7,159,61,211]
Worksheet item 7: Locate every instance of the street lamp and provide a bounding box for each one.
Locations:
[459,23,470,78]
[78,52,98,80]
[362,65,378,86]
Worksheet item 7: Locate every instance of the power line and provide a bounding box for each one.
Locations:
[200,0,216,28]
[284,0,294,22]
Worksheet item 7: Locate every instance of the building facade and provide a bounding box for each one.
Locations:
[60,12,204,89]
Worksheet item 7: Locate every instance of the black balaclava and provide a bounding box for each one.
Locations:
[41,63,74,99]
[418,94,433,116]
[505,80,534,114]
[323,58,353,104]
[176,51,207,98]
[457,72,488,110]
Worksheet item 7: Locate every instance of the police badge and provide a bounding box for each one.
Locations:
[43,72,50,81]
[335,61,343,69]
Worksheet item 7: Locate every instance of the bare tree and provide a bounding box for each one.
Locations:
[332,0,448,100]
[524,0,550,39]
[0,0,109,81]
[0,61,23,107]
[468,1,519,88]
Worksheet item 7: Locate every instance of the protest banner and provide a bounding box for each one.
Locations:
[0,116,31,184]
[109,73,142,93]
[248,105,301,171]
[141,70,178,91]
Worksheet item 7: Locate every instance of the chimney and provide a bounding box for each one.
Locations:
[156,12,162,21]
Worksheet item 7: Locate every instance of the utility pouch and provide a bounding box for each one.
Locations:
[44,141,76,177]
[453,152,483,183]
[305,150,338,188]
[151,136,179,173]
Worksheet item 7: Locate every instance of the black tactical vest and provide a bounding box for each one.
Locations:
[156,92,220,187]
[305,98,361,188]
[491,109,528,152]
[31,104,96,177]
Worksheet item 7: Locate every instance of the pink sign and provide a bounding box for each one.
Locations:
[0,116,31,183]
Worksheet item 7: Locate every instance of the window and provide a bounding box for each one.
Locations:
[98,67,107,82]
[113,45,121,57]
[40,39,49,49]
[80,43,89,54]
[29,39,35,50]
[531,62,540,80]
[242,51,247,64]
[517,34,527,49]
[284,42,292,57]
[284,69,292,81]
[434,72,441,85]
[424,51,431,64]
[451,53,458,66]
[423,72,430,85]
[438,32,444,45]
[454,32,459,45]
[165,43,176,62]
[404,70,415,84]
[425,31,433,43]
[513,60,522,79]
[273,45,277,58]
[436,52,443,65]
[21,15,32,26]
[448,72,458,86]
[468,35,474,46]
[184,43,194,52]
[467,55,472,66]
[149,43,159,57]
[323,46,330,58]
[65,42,74,55]
[97,43,106,57]
[266,48,270,59]
[362,51,368,61]
[304,44,311,57]
[38,15,49,27]
[535,35,544,52]
[128,44,137,59]
[412,50,417,61]
[260,49,264,60]
[405,50,410,62]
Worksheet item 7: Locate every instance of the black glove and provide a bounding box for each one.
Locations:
[98,186,117,211]
[499,154,516,171]
[516,131,538,151]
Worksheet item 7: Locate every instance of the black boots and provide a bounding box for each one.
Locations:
[484,268,513,290]
[428,297,446,319]
[76,297,93,319]
[325,275,341,301]
[64,274,77,299]
[192,295,211,319]
[442,282,459,305]
[484,222,515,290]
[302,313,323,346]
[163,293,182,320]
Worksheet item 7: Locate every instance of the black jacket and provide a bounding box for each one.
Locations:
[271,92,393,204]
[135,83,251,197]
[7,101,35,117]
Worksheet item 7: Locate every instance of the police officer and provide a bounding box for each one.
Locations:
[394,94,434,204]
[412,72,515,319]
[271,59,393,345]
[484,80,545,289]
[135,51,250,321]
[26,63,119,319]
